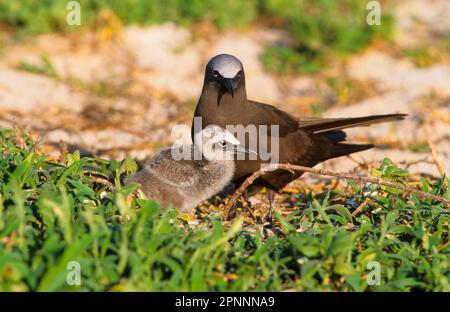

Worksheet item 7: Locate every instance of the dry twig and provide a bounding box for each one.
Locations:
[59,140,68,164]
[438,240,450,252]
[424,123,446,179]
[352,197,371,217]
[223,163,450,220]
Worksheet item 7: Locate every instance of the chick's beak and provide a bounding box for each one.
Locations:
[232,144,257,155]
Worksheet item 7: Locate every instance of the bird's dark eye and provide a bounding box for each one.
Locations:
[236,70,242,79]
[212,70,220,78]
[217,140,227,149]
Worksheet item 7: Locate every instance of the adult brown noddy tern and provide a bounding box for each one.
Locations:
[192,54,406,190]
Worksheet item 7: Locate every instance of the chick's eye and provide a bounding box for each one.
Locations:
[212,70,220,78]
[218,140,226,148]
[236,70,242,79]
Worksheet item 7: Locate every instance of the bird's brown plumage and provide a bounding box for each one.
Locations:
[192,54,406,190]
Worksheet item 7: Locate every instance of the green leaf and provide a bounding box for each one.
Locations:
[68,179,96,199]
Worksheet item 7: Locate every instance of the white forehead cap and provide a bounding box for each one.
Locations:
[196,125,240,145]
[209,54,242,79]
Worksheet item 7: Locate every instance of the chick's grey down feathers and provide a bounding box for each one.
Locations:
[125,146,235,213]
[193,54,406,190]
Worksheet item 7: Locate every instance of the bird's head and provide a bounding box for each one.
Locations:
[194,125,256,161]
[204,54,245,100]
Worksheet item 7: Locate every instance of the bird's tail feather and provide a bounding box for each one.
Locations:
[325,143,374,160]
[321,130,347,143]
[299,113,407,133]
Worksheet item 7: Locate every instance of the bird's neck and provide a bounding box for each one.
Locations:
[207,83,246,101]
[218,89,247,107]
[196,86,248,126]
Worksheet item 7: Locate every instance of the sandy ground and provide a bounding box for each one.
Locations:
[0,0,448,185]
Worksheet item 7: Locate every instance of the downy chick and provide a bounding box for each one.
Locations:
[124,126,256,213]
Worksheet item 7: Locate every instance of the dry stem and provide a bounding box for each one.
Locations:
[223,163,450,220]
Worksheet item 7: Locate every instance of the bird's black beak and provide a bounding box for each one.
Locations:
[222,78,234,98]
[232,144,257,155]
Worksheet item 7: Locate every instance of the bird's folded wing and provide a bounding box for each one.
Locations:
[298,114,407,133]
[248,102,406,136]
[247,100,299,135]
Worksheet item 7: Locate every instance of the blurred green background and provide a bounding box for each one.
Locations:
[0,0,394,73]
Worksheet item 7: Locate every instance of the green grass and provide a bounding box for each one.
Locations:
[0,129,449,291]
[261,0,395,74]
[403,46,445,68]
[0,0,395,74]
[18,54,58,79]
[0,0,258,34]
[407,142,431,153]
